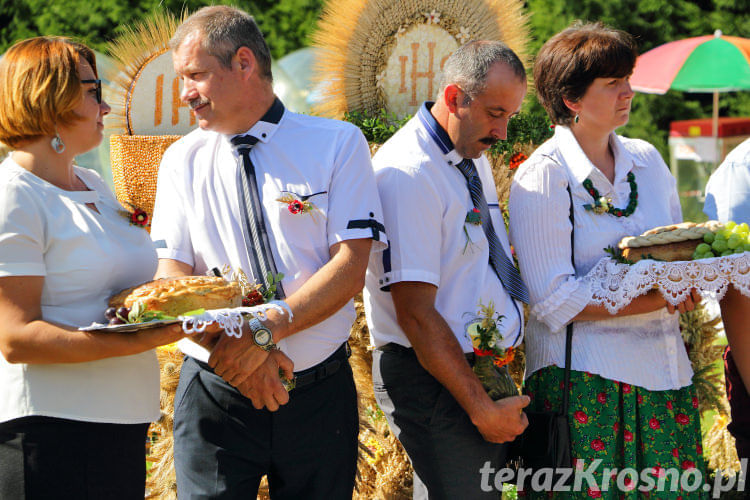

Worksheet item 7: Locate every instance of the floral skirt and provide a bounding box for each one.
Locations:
[519,366,708,499]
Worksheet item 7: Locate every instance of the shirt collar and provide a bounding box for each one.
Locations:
[553,125,645,187]
[416,102,464,166]
[227,96,285,146]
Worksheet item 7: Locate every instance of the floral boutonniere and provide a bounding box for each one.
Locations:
[465,301,518,401]
[119,202,150,229]
[276,192,322,219]
[463,208,481,254]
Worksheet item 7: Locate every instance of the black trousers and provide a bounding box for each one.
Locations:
[0,416,149,500]
[174,353,358,500]
[373,345,506,500]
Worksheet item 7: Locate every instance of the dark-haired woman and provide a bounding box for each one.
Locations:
[0,37,185,499]
[509,23,706,498]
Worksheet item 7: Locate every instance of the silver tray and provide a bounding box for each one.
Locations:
[79,318,181,333]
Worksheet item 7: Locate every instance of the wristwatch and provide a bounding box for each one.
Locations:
[248,317,276,351]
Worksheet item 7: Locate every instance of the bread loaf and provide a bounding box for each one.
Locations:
[109,276,242,316]
[617,221,723,263]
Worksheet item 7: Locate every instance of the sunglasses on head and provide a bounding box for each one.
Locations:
[81,79,102,104]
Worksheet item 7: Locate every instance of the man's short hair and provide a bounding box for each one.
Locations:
[440,41,526,101]
[0,36,98,149]
[534,21,637,125]
[170,5,273,82]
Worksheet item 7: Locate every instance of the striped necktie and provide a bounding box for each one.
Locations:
[231,134,286,299]
[455,158,529,304]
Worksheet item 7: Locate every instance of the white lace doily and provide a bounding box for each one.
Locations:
[584,252,750,313]
[179,301,293,338]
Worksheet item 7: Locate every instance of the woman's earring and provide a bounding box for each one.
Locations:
[574,114,580,124]
[51,133,65,154]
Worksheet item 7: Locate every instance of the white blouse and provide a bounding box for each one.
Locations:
[0,157,160,424]
[508,126,694,391]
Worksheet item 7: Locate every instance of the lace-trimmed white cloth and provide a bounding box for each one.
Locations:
[180,301,293,337]
[583,252,750,313]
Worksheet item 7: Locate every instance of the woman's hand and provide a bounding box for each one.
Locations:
[665,288,702,315]
[134,323,187,349]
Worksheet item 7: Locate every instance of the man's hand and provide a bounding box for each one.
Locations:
[235,350,295,411]
[207,325,271,387]
[471,395,530,443]
[187,322,224,350]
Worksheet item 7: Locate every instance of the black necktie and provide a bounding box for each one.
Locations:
[455,158,529,304]
[231,134,286,299]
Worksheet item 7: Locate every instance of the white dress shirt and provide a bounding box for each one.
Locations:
[0,157,160,424]
[508,126,693,391]
[364,103,523,352]
[151,100,387,371]
[704,137,750,223]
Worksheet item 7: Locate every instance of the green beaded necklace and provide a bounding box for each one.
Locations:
[582,172,638,217]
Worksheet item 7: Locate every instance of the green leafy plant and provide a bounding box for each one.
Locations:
[488,109,553,159]
[344,109,412,144]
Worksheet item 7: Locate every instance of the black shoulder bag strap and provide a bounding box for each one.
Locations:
[562,185,575,416]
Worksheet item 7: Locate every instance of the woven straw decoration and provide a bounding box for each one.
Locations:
[313,0,529,118]
[110,134,181,228]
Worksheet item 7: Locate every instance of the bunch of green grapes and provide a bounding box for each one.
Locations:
[693,221,750,259]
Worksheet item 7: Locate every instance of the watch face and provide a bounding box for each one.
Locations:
[254,328,272,346]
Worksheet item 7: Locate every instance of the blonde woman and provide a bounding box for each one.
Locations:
[0,37,185,498]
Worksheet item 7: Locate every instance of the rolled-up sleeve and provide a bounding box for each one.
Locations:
[508,156,591,332]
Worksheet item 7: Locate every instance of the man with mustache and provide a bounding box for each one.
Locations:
[363,41,531,498]
[149,5,387,499]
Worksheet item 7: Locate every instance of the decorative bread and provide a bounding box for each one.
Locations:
[109,276,242,316]
[617,221,723,262]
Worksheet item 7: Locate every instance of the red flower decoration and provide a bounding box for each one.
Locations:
[591,438,605,451]
[242,289,264,307]
[697,444,702,455]
[637,394,643,404]
[681,460,696,470]
[622,383,632,394]
[508,152,528,170]
[544,399,552,411]
[692,397,699,408]
[675,413,690,425]
[666,401,673,410]
[472,347,495,357]
[288,200,305,214]
[624,430,633,442]
[672,448,679,457]
[588,488,602,498]
[130,209,149,227]
[649,418,660,430]
[613,422,620,433]
[597,392,607,404]
[574,411,589,424]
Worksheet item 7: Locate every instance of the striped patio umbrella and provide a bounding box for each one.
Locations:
[631,30,750,141]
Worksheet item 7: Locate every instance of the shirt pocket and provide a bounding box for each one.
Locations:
[276,187,329,251]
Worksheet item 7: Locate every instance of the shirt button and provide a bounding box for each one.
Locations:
[448,160,453,165]
[379,279,384,285]
[262,133,267,138]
